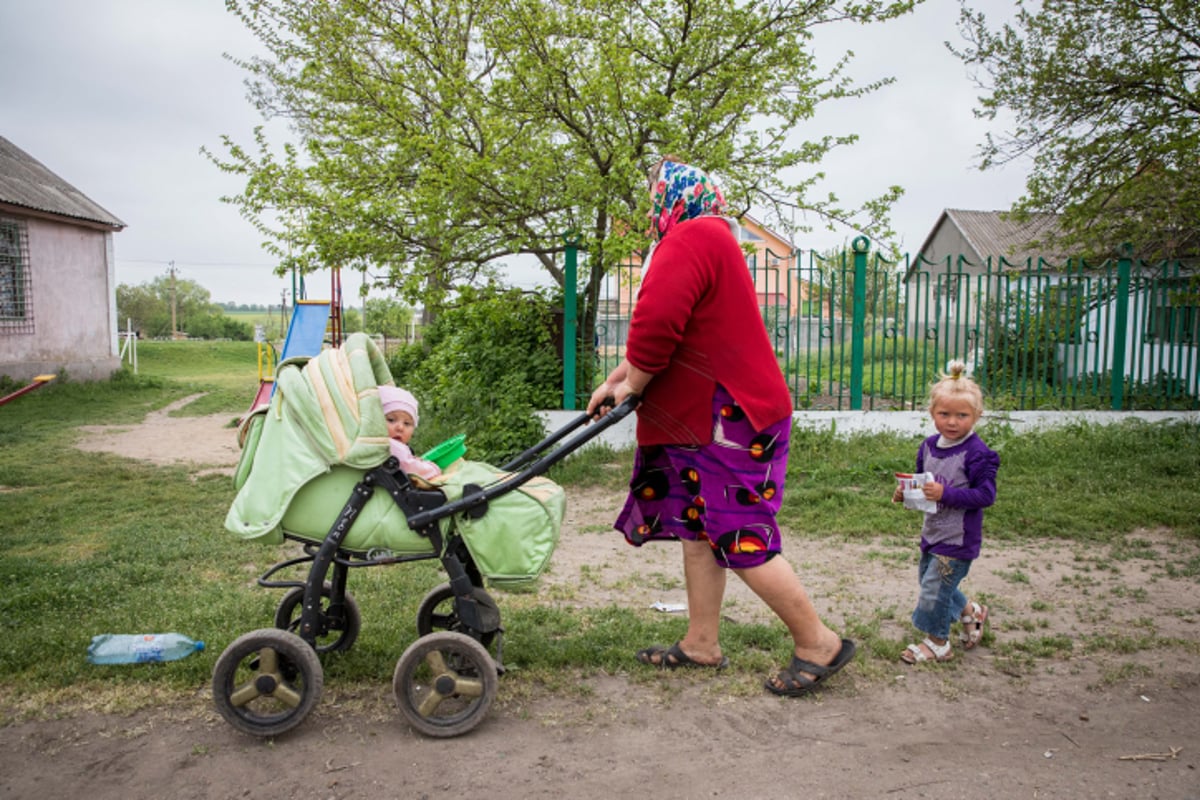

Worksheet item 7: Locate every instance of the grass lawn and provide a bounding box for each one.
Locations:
[1,341,1198,722]
[132,340,263,415]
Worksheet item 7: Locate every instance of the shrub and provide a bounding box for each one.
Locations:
[184,313,254,341]
[388,287,562,463]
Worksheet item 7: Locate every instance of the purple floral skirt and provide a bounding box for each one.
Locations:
[614,386,790,569]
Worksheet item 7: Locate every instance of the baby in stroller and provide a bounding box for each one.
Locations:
[379,385,441,482]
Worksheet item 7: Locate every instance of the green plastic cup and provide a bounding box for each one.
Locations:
[423,434,467,469]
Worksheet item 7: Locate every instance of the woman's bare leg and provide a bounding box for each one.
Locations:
[736,555,842,679]
[672,539,727,664]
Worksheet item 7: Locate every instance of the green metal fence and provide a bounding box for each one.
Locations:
[578,238,1200,411]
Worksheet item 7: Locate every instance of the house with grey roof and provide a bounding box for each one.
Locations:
[899,209,1065,369]
[1,135,125,382]
[911,209,1067,270]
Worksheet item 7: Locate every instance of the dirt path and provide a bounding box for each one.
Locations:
[2,404,1195,799]
[3,666,1196,800]
[73,394,241,477]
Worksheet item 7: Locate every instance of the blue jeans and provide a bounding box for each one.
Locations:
[911,551,973,640]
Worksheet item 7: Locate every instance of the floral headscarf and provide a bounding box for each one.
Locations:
[648,160,728,241]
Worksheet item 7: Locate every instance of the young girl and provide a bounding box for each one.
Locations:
[893,360,999,663]
[379,385,442,482]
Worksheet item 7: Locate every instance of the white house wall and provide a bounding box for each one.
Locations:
[0,214,120,381]
[1059,293,1200,396]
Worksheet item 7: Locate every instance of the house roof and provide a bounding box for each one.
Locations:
[739,212,793,251]
[0,135,125,229]
[915,208,1065,265]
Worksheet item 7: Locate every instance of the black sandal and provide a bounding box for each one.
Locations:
[636,641,729,670]
[765,638,856,697]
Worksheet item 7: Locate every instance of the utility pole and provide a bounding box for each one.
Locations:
[168,261,178,339]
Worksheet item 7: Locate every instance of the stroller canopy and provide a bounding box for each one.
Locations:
[226,332,393,541]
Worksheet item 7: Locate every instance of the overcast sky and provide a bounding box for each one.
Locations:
[2,0,1026,306]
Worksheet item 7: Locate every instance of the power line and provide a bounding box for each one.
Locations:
[117,258,279,268]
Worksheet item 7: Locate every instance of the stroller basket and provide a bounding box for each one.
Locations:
[212,338,635,740]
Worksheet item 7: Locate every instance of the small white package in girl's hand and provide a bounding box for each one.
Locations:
[895,472,939,514]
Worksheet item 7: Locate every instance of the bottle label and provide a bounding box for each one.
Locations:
[132,637,164,663]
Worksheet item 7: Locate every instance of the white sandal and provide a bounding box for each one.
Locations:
[901,637,953,663]
[959,602,989,650]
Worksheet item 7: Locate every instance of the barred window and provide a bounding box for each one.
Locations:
[1,216,35,333]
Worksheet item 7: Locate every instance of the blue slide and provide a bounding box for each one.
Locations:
[259,301,330,404]
[279,301,331,361]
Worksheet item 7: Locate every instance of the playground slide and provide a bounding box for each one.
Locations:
[249,301,331,412]
[279,301,331,361]
[250,379,274,411]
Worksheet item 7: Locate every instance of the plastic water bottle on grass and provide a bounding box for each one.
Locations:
[87,633,205,664]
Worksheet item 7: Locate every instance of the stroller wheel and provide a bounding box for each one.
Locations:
[212,628,323,738]
[393,631,497,738]
[416,582,500,649]
[274,582,361,653]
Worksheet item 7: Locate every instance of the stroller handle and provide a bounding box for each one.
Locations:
[406,395,638,530]
[499,394,637,473]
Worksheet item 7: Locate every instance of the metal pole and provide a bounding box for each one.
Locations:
[1110,244,1133,409]
[850,236,869,410]
[563,233,579,410]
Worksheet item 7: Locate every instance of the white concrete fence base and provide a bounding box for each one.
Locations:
[538,409,1200,452]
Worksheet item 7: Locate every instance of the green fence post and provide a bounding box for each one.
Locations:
[563,232,579,410]
[850,236,869,410]
[1110,243,1133,410]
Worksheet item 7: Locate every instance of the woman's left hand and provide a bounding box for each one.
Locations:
[588,360,650,418]
[587,384,615,418]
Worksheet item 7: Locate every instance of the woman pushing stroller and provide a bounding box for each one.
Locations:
[588,158,855,696]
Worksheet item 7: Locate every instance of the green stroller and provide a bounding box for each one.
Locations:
[214,333,634,738]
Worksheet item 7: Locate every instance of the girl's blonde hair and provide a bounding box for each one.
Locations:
[929,359,985,415]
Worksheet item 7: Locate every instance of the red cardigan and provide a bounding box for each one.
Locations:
[625,216,792,446]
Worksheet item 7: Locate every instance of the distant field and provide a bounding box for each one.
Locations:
[225,309,288,339]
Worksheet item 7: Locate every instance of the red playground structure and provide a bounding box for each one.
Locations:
[0,374,56,407]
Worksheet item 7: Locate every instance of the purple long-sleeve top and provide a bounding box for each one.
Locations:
[915,432,1000,561]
